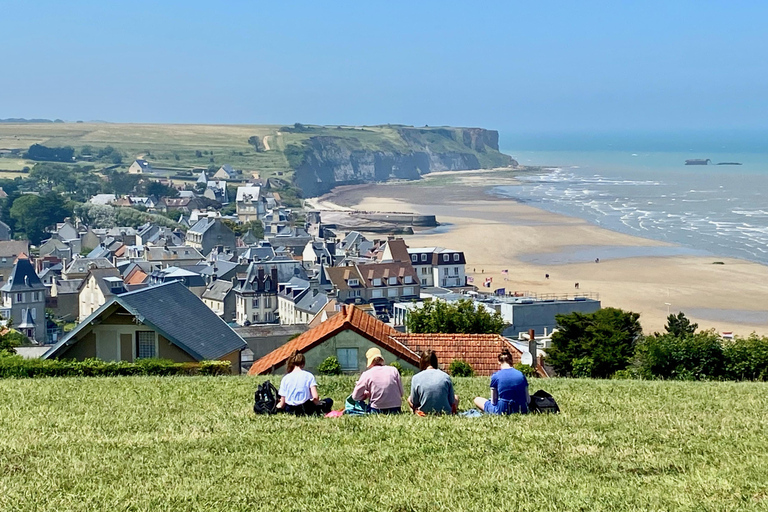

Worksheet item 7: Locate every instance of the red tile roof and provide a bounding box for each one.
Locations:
[248,305,420,375]
[396,333,522,376]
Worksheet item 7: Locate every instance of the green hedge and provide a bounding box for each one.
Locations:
[0,354,232,378]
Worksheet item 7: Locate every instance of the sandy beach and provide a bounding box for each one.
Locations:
[319,169,768,336]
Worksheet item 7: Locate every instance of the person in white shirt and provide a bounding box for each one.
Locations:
[276,352,333,415]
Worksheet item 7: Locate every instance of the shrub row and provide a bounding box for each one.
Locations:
[0,353,231,378]
[633,332,768,381]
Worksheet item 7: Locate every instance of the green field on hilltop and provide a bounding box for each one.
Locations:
[2,376,768,511]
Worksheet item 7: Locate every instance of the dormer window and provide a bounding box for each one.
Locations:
[388,277,397,286]
[443,254,449,262]
[453,253,460,261]
[404,276,414,284]
[421,254,427,262]
[348,278,359,287]
[411,254,417,262]
[372,278,382,286]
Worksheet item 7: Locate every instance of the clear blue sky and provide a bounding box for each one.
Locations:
[2,1,767,133]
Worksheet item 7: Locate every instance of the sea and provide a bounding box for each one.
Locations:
[494,130,768,265]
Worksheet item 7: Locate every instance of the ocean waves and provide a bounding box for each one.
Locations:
[492,167,768,265]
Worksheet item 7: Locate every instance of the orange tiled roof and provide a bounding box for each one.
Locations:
[124,268,148,285]
[396,333,522,376]
[248,305,419,375]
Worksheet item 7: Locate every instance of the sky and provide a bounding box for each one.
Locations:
[1,1,767,134]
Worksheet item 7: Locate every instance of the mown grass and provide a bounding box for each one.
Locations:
[2,377,768,511]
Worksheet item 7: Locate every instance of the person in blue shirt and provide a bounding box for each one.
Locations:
[473,348,529,414]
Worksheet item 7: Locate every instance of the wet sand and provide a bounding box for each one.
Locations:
[320,170,768,336]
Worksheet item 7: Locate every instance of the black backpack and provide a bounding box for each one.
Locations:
[529,390,560,414]
[253,380,279,415]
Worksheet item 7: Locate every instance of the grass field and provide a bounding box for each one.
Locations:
[2,376,768,511]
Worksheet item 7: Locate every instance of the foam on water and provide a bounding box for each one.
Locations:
[493,148,768,264]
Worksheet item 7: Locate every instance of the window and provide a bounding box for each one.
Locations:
[264,296,271,308]
[403,287,414,296]
[136,332,156,359]
[421,254,427,262]
[337,348,358,371]
[388,277,397,286]
[453,253,460,262]
[34,291,41,301]
[348,278,359,287]
[444,268,449,276]
[411,254,417,262]
[454,267,459,275]
[252,298,259,308]
[387,288,397,297]
[253,313,259,322]
[421,279,427,285]
[372,278,382,286]
[404,276,413,284]
[443,254,449,262]
[371,289,383,298]
[16,293,22,303]
[421,267,428,275]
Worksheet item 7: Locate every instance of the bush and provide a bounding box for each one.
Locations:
[722,334,768,381]
[0,354,234,379]
[634,331,724,380]
[571,357,595,378]
[611,369,635,380]
[389,361,404,375]
[513,363,538,379]
[448,360,474,377]
[317,356,342,376]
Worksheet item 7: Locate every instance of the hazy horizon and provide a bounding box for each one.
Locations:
[2,1,767,133]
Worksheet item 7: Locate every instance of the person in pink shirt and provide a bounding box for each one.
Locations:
[351,348,404,414]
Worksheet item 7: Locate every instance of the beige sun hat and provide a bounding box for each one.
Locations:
[366,347,384,367]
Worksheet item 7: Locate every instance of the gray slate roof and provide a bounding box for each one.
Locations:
[45,281,246,361]
[202,279,234,301]
[1,257,46,292]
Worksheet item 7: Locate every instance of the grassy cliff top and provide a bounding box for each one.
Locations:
[0,122,512,182]
[1,375,767,511]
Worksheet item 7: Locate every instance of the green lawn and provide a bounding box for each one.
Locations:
[2,376,767,511]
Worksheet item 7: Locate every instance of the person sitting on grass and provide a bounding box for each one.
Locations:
[351,348,404,414]
[276,352,333,416]
[473,348,529,415]
[408,350,459,415]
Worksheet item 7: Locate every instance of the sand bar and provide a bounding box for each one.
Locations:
[320,170,768,336]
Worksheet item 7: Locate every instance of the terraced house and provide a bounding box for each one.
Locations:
[324,261,420,306]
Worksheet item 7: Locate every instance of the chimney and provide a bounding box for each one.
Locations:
[528,329,537,368]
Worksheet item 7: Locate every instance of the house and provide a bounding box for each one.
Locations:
[302,240,336,266]
[147,266,207,296]
[236,186,262,223]
[38,238,73,262]
[0,221,11,241]
[128,159,153,174]
[78,267,126,321]
[324,261,419,306]
[378,238,411,263]
[50,278,83,322]
[203,180,228,204]
[0,255,47,343]
[196,170,208,186]
[89,194,117,205]
[62,257,115,280]
[156,197,202,214]
[407,247,467,288]
[52,220,79,242]
[0,241,30,285]
[186,216,236,257]
[213,164,241,181]
[202,278,236,322]
[248,305,419,375]
[144,246,204,269]
[234,264,279,326]
[43,281,247,374]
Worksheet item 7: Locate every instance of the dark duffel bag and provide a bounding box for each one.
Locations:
[529,389,560,414]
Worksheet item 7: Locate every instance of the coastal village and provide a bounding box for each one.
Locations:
[1,158,602,376]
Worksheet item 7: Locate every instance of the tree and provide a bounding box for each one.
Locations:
[74,203,116,228]
[10,192,73,244]
[405,299,506,334]
[144,180,179,198]
[223,220,264,239]
[547,308,642,378]
[665,312,698,338]
[24,144,75,162]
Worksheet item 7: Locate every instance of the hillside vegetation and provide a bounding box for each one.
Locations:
[0,123,515,196]
[1,376,767,511]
